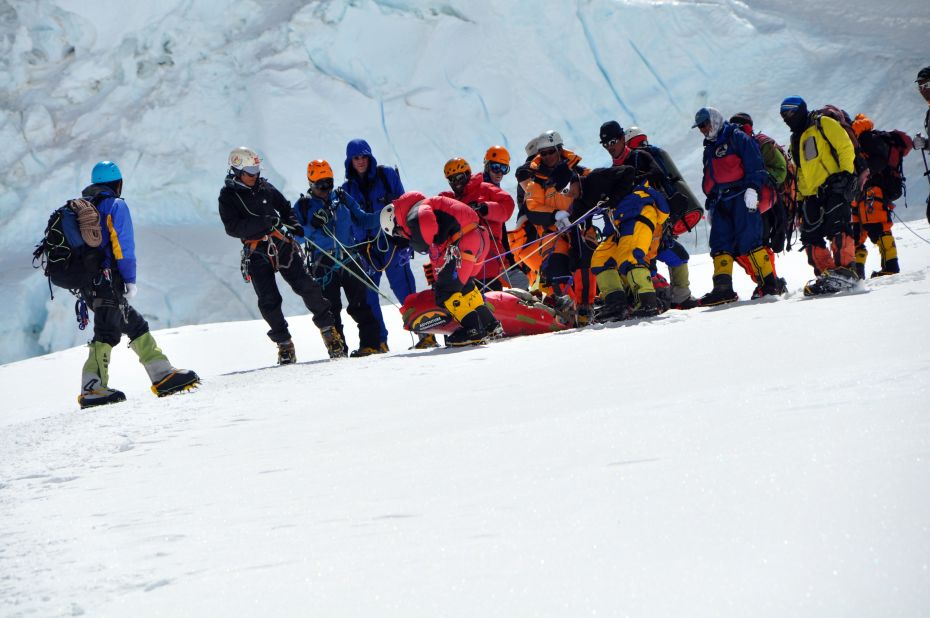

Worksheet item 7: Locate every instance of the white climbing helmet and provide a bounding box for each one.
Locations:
[228,146,261,174]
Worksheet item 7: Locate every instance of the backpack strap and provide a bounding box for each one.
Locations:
[377,165,397,203]
[813,115,842,167]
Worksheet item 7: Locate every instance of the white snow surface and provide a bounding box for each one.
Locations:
[2,223,930,617]
[2,0,930,363]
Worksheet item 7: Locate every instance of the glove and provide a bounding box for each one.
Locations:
[286,223,304,237]
[310,209,330,229]
[828,171,858,201]
[123,282,137,299]
[744,188,759,212]
[550,162,573,189]
[913,134,927,150]
[554,209,572,231]
[469,201,489,216]
[263,214,280,230]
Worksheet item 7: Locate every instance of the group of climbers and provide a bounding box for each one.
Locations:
[52,67,929,408]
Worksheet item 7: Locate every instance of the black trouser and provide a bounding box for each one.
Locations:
[799,188,852,249]
[81,270,149,347]
[312,254,380,349]
[247,238,333,343]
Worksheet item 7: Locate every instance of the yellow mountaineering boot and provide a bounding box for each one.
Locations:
[748,246,786,297]
[320,326,348,359]
[872,233,899,277]
[699,252,739,306]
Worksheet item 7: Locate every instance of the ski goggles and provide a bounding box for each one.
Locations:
[314,179,334,191]
[447,172,469,187]
[487,162,509,175]
[239,166,260,176]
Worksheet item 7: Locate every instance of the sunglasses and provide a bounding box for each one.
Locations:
[314,179,334,191]
[488,162,510,175]
[919,81,930,91]
[538,147,559,157]
[447,172,469,186]
[600,138,621,148]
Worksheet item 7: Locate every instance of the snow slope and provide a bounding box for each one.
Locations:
[2,221,929,617]
[2,0,930,363]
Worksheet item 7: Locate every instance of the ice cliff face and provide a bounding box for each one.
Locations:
[2,0,927,363]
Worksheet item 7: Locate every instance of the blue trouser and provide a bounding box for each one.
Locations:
[656,235,689,269]
[708,193,763,256]
[365,240,417,343]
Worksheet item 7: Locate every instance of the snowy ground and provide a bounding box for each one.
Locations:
[2,220,929,617]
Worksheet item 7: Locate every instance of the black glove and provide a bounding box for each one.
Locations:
[286,223,304,237]
[827,171,858,201]
[550,162,574,189]
[310,209,330,229]
[263,214,280,230]
[468,201,489,216]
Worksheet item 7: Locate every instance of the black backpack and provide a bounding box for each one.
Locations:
[33,198,105,296]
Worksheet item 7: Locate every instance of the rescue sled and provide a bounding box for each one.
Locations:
[400,288,574,337]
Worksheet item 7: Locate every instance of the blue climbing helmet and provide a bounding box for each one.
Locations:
[91,161,122,184]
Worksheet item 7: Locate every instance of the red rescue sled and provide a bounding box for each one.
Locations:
[401,288,573,337]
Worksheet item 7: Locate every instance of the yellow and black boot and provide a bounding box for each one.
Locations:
[854,246,868,280]
[872,233,899,277]
[628,266,659,317]
[699,253,739,306]
[748,246,787,297]
[78,341,126,409]
[277,340,297,365]
[443,288,489,347]
[130,332,200,396]
[320,326,348,359]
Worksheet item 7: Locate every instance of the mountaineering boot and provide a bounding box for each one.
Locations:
[445,310,488,347]
[699,253,738,306]
[78,341,127,409]
[627,266,660,317]
[378,341,390,353]
[854,246,868,280]
[412,333,439,349]
[575,304,593,326]
[277,340,296,365]
[129,332,200,396]
[699,275,738,306]
[595,290,630,323]
[668,263,698,310]
[757,273,788,297]
[872,233,899,277]
[474,303,505,340]
[320,326,348,359]
[350,344,388,357]
[803,266,859,296]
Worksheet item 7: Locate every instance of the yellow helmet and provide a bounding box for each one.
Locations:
[484,146,511,166]
[306,159,334,183]
[443,157,471,179]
